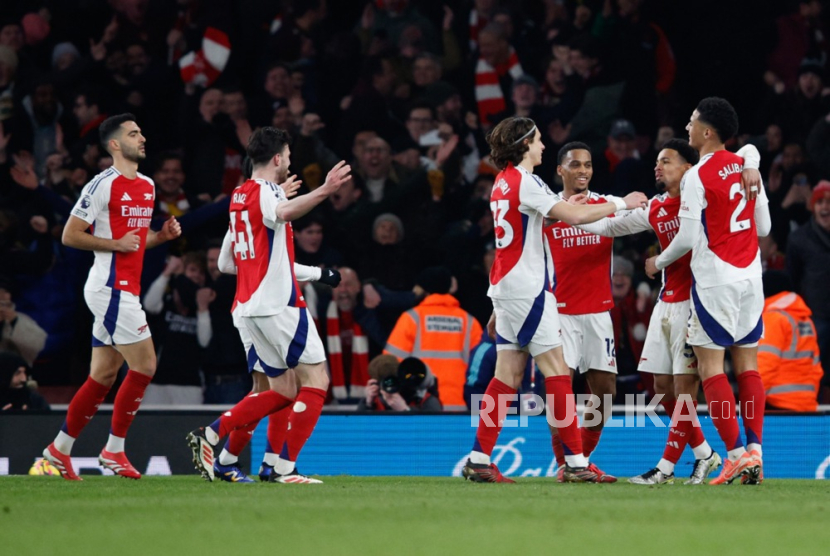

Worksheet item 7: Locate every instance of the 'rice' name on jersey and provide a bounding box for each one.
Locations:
[229,179,305,317]
[679,151,769,288]
[70,167,155,296]
[545,193,613,314]
[488,163,561,300]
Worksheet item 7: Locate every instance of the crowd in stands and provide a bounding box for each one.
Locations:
[0,0,828,410]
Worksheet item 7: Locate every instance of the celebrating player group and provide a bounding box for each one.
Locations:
[464,97,769,486]
[41,95,769,487]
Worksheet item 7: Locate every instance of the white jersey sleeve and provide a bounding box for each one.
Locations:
[575,202,652,237]
[219,229,237,275]
[678,169,704,221]
[71,170,114,224]
[294,264,322,281]
[260,182,283,229]
[520,173,560,217]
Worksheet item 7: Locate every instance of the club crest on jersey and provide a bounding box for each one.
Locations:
[495,178,510,195]
[144,193,153,200]
[80,195,91,209]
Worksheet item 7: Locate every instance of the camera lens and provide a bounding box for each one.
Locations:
[380,375,400,394]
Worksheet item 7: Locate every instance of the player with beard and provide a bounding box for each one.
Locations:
[188,128,351,483]
[542,142,620,483]
[42,114,182,480]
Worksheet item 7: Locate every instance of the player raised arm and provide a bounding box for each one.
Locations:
[547,191,648,225]
[275,161,351,222]
[574,204,652,237]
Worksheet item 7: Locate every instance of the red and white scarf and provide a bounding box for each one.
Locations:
[158,191,190,218]
[475,48,523,125]
[325,300,368,400]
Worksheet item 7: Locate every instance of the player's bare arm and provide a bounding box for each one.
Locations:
[146,216,182,249]
[275,160,351,222]
[548,191,647,225]
[62,215,141,252]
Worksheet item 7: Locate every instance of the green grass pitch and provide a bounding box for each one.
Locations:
[1,476,828,556]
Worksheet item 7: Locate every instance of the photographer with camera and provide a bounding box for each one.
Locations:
[359,355,442,412]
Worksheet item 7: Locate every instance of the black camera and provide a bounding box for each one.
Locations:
[379,358,428,395]
[380,375,401,394]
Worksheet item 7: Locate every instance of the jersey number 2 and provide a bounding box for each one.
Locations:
[728,183,750,233]
[230,210,256,260]
[491,200,515,248]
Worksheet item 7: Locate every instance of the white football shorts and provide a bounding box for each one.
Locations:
[688,277,764,350]
[493,290,562,357]
[241,307,325,376]
[85,287,151,346]
[638,299,697,375]
[559,312,617,374]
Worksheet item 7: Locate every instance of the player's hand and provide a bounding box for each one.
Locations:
[318,268,341,287]
[281,174,302,198]
[622,191,648,210]
[741,167,761,201]
[644,256,660,279]
[159,216,182,242]
[115,229,141,253]
[568,193,588,205]
[321,160,351,193]
[362,283,381,309]
[196,287,216,311]
[365,379,379,404]
[487,312,496,340]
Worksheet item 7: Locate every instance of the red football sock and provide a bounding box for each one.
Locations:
[737,370,765,447]
[545,376,583,462]
[581,428,602,458]
[226,421,258,456]
[472,378,516,457]
[266,406,290,455]
[213,390,293,439]
[279,387,326,462]
[551,433,565,466]
[702,374,742,451]
[662,397,691,463]
[110,370,152,438]
[63,376,111,438]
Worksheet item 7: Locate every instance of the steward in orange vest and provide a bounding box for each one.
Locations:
[384,267,483,409]
[758,272,823,412]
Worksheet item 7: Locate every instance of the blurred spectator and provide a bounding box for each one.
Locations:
[608,256,652,401]
[806,109,830,182]
[0,45,17,122]
[759,234,786,272]
[473,22,524,128]
[0,285,47,366]
[758,271,823,412]
[384,266,482,409]
[293,211,343,268]
[593,118,649,195]
[410,52,442,97]
[766,0,827,90]
[764,57,830,144]
[356,0,440,56]
[291,112,341,190]
[358,213,411,290]
[202,240,249,404]
[0,351,49,411]
[143,253,212,405]
[787,181,830,386]
[359,355,442,411]
[153,151,192,219]
[8,79,63,177]
[70,89,107,157]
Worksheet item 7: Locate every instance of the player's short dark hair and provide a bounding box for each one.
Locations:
[99,113,137,153]
[486,116,537,169]
[241,156,253,179]
[695,97,739,143]
[247,127,292,167]
[557,141,591,165]
[662,139,699,165]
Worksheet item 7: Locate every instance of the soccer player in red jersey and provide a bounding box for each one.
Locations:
[461,116,647,483]
[187,127,350,483]
[544,142,621,483]
[42,114,182,480]
[646,98,771,485]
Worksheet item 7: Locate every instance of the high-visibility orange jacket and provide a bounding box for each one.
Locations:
[758,292,823,412]
[384,294,483,409]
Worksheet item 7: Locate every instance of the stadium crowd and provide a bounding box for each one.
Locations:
[0,0,828,410]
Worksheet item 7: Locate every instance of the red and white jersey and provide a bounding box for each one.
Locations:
[545,193,614,315]
[230,179,305,317]
[648,194,692,302]
[680,151,769,288]
[488,163,561,299]
[70,167,155,296]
